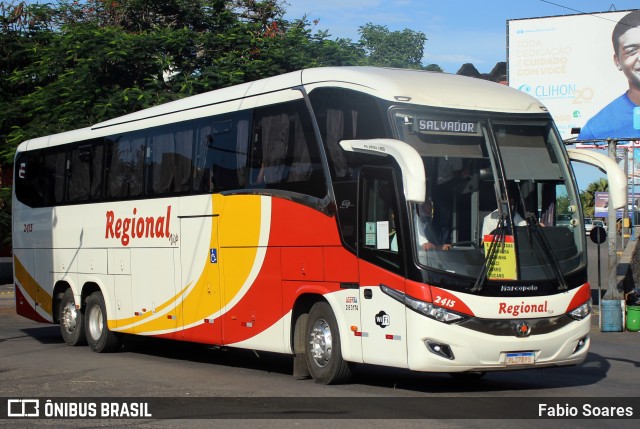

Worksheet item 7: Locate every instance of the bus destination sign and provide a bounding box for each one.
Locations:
[414,119,478,135]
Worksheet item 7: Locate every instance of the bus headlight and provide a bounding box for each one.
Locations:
[405,294,466,323]
[380,284,466,324]
[568,302,591,320]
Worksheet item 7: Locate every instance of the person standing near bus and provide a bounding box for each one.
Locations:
[578,10,640,140]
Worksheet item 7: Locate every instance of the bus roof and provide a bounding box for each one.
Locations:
[17,67,547,152]
[301,67,545,113]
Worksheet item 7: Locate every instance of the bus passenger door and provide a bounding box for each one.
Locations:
[357,167,408,368]
[179,213,222,344]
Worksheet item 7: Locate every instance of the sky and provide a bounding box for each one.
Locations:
[284,0,640,74]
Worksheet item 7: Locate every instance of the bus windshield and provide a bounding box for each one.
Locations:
[393,109,584,282]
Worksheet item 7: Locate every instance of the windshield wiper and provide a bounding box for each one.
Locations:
[470,212,508,293]
[522,212,569,291]
[471,120,511,293]
[514,182,568,291]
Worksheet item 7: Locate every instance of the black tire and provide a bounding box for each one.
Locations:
[305,302,352,384]
[59,288,87,346]
[85,291,121,353]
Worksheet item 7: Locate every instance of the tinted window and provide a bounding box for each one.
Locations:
[309,87,388,250]
[15,151,46,207]
[14,102,328,206]
[249,100,326,199]
[68,141,103,202]
[105,132,145,199]
[43,150,67,205]
[146,123,194,196]
[310,87,387,180]
[193,113,250,192]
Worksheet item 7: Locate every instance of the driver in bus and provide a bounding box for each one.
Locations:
[481,193,527,238]
[416,198,451,251]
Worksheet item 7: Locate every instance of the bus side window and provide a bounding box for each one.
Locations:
[105,133,145,199]
[249,100,326,199]
[68,141,103,202]
[309,87,387,180]
[15,151,45,207]
[193,113,250,193]
[147,124,194,196]
[41,150,67,206]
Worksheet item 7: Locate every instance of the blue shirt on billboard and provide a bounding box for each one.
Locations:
[578,93,640,141]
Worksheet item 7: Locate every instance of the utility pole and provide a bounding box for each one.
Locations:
[607,138,622,300]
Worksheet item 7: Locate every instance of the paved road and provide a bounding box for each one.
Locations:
[0,282,639,428]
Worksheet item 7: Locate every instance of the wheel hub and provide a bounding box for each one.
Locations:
[61,302,78,333]
[87,305,104,341]
[309,318,332,367]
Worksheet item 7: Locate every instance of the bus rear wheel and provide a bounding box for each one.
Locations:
[60,289,86,346]
[85,291,121,353]
[305,302,352,384]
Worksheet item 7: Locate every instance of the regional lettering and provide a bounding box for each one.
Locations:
[105,206,172,246]
[498,300,548,316]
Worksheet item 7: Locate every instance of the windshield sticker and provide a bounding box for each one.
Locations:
[365,222,376,246]
[376,221,390,250]
[483,235,518,280]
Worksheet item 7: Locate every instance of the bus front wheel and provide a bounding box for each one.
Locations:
[305,302,352,384]
[85,291,121,353]
[60,288,86,346]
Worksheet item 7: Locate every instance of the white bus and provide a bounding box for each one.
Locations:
[12,67,626,384]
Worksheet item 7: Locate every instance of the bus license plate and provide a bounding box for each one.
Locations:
[505,352,535,366]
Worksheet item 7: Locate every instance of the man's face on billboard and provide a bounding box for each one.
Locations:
[615,27,640,91]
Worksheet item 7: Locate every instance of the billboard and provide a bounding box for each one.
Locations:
[507,10,640,142]
[594,191,639,218]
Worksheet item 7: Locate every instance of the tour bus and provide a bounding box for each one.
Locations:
[12,67,626,384]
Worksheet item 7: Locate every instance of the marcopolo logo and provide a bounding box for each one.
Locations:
[105,206,172,246]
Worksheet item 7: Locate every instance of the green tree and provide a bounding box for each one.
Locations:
[556,194,571,215]
[0,0,369,163]
[358,23,426,68]
[0,0,443,166]
[580,178,608,218]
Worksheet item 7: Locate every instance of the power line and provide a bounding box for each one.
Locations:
[538,0,585,15]
[538,0,636,26]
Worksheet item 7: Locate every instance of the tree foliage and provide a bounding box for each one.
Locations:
[358,23,425,69]
[580,178,608,218]
[0,0,436,166]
